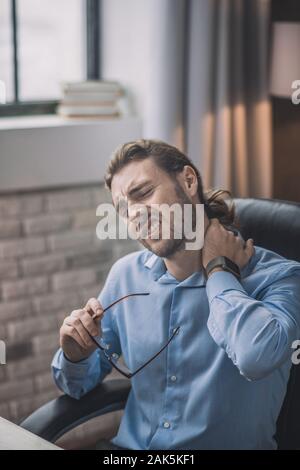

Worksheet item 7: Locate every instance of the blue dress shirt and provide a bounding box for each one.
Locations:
[51,246,300,449]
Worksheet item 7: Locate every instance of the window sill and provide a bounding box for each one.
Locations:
[0,115,142,192]
[0,114,128,130]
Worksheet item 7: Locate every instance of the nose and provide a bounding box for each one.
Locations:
[128,203,149,223]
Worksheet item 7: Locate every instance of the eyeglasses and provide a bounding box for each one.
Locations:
[87,292,180,378]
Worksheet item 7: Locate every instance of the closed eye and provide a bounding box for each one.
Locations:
[136,188,153,199]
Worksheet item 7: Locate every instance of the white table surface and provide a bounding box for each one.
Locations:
[0,417,62,450]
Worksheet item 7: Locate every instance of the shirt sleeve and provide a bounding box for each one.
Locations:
[206,270,300,381]
[51,264,122,400]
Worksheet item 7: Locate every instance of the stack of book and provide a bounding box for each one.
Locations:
[57,80,123,118]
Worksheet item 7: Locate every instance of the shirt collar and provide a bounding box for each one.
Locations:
[144,253,167,280]
[144,252,206,287]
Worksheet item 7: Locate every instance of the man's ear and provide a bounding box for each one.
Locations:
[182,166,198,196]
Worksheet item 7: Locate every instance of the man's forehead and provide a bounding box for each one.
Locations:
[111,159,161,200]
[112,177,153,206]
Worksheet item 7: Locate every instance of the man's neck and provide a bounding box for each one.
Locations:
[164,248,203,282]
[162,211,209,281]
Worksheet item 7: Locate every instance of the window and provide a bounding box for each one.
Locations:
[0,0,100,116]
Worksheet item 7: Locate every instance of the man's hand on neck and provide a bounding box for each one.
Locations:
[163,212,210,281]
[202,218,254,270]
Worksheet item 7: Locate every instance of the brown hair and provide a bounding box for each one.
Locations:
[104,139,236,227]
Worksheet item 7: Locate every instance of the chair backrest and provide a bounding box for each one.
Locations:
[233,197,300,449]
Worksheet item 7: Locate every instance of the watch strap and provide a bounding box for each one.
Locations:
[205,256,241,280]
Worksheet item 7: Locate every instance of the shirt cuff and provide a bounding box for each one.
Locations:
[206,270,246,303]
[51,348,99,378]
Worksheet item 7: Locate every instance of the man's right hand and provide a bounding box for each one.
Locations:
[60,297,104,363]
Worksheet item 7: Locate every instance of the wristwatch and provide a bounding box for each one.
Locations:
[205,256,241,280]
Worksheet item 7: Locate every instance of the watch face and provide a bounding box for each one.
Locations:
[205,256,240,279]
[223,257,241,277]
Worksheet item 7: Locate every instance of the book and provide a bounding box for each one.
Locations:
[61,91,121,104]
[57,104,120,117]
[57,80,124,119]
[61,80,122,94]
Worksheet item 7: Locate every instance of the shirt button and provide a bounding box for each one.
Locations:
[112,353,119,360]
[170,375,177,382]
[163,421,170,429]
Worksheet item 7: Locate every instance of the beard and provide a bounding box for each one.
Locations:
[138,183,197,258]
[139,234,185,258]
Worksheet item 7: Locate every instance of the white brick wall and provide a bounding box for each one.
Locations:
[23,213,71,236]
[0,260,19,280]
[0,182,139,437]
[2,276,49,301]
[0,220,21,239]
[0,237,46,259]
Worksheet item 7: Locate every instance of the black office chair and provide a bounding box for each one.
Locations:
[20,198,300,449]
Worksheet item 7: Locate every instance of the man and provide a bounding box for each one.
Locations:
[52,139,300,450]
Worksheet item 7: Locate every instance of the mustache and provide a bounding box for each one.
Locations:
[128,206,197,240]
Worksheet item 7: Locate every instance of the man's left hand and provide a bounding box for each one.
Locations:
[202,218,255,270]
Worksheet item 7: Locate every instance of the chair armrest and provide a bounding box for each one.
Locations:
[19,379,131,443]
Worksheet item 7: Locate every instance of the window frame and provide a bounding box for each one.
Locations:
[0,0,101,117]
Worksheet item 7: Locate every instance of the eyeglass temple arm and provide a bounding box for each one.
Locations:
[89,293,151,351]
[88,292,151,378]
[87,335,132,378]
[89,293,180,379]
[102,326,181,379]
[130,326,180,377]
[92,292,150,319]
[89,324,180,379]
[102,292,150,313]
